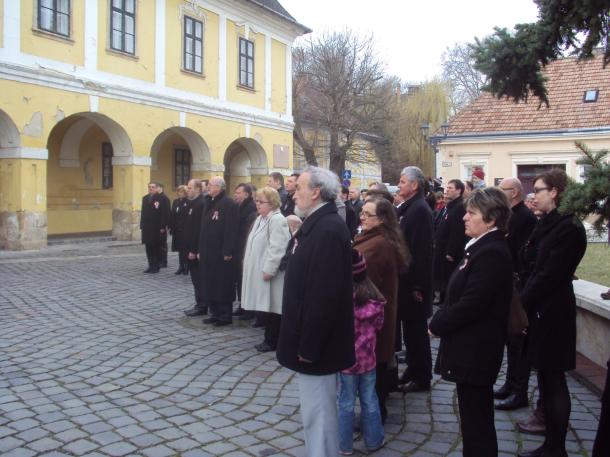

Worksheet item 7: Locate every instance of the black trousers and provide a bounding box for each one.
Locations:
[456,382,498,457]
[398,318,432,385]
[145,243,162,269]
[263,313,281,348]
[504,333,531,394]
[178,250,189,271]
[375,362,391,423]
[593,359,610,457]
[208,301,232,323]
[189,262,205,310]
[161,233,168,266]
[538,369,571,454]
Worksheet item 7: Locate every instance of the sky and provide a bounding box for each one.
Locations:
[279,0,540,83]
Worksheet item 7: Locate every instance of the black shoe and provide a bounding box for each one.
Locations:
[175,268,184,275]
[251,320,264,328]
[255,342,275,352]
[203,317,218,324]
[214,320,231,327]
[493,383,512,399]
[398,369,411,385]
[239,312,255,321]
[233,307,245,317]
[144,267,152,273]
[184,307,207,317]
[495,392,528,410]
[148,268,160,274]
[398,381,430,393]
[182,270,189,275]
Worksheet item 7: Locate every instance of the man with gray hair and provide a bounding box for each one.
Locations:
[277,166,354,456]
[396,166,434,396]
[198,176,239,326]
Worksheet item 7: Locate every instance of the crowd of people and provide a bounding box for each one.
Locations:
[139,165,608,457]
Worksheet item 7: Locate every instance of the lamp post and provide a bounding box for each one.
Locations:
[427,122,449,179]
[420,123,430,176]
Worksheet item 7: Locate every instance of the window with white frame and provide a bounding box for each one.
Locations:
[110,0,136,55]
[184,16,203,74]
[38,0,70,37]
[239,37,254,88]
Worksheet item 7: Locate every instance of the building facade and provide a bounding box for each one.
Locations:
[438,54,610,193]
[0,0,309,249]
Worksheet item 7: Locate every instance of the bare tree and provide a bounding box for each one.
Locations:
[441,43,486,114]
[292,30,394,175]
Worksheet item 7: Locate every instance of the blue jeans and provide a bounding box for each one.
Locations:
[338,370,384,453]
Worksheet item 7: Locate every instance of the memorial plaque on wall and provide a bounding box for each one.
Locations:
[273,144,290,168]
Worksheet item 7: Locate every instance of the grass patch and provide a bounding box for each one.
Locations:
[576,243,610,287]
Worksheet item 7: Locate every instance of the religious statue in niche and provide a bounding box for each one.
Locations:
[83,158,93,186]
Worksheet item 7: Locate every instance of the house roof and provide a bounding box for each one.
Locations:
[243,0,312,34]
[447,53,610,136]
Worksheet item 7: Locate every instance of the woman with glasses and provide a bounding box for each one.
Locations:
[352,197,410,423]
[241,186,291,352]
[518,169,586,457]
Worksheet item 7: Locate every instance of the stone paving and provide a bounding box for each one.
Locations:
[0,242,602,456]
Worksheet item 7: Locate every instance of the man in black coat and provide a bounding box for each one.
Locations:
[434,179,469,299]
[349,187,363,218]
[268,172,288,207]
[156,183,171,268]
[495,177,538,411]
[396,166,434,393]
[277,166,354,456]
[183,179,207,317]
[232,183,257,319]
[140,182,170,273]
[198,176,239,326]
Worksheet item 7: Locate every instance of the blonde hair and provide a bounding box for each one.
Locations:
[256,186,281,210]
[177,185,187,195]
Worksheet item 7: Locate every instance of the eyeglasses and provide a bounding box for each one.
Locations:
[255,199,269,204]
[533,187,551,194]
[500,187,514,192]
[360,211,378,218]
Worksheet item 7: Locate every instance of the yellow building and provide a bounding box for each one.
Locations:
[0,0,309,249]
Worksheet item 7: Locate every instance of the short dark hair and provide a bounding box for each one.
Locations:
[448,179,465,195]
[290,172,300,179]
[202,179,209,186]
[364,188,393,204]
[533,168,568,206]
[269,172,284,186]
[465,180,474,191]
[464,187,511,232]
[341,185,349,196]
[235,183,253,197]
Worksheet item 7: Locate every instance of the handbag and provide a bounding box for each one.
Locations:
[507,273,528,336]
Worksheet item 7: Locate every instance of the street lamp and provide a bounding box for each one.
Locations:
[427,122,449,179]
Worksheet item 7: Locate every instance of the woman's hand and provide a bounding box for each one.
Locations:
[263,272,273,281]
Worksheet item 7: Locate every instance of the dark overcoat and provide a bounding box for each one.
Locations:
[520,209,586,371]
[396,194,434,320]
[506,201,537,273]
[183,194,205,255]
[429,230,513,386]
[198,191,239,303]
[276,203,355,375]
[170,197,189,251]
[280,192,295,217]
[353,226,403,364]
[140,193,170,244]
[433,196,468,282]
[236,197,257,264]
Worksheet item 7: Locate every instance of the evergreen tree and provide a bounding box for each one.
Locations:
[560,142,609,234]
[472,0,610,106]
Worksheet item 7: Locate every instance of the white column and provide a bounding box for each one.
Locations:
[155,0,166,87]
[218,14,227,101]
[264,35,272,112]
[285,43,293,116]
[84,0,98,71]
[3,0,20,57]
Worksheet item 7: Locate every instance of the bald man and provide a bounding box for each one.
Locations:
[496,177,538,411]
[198,176,239,326]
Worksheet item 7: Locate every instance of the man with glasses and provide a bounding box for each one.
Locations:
[495,177,538,411]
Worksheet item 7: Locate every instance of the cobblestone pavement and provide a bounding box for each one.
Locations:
[0,243,602,456]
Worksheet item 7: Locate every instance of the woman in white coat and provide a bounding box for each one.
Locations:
[242,186,291,352]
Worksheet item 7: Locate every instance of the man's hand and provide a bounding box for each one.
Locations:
[412,290,423,302]
[446,255,454,262]
[298,355,312,363]
[160,229,166,234]
[263,272,273,281]
[188,252,196,260]
[223,256,232,261]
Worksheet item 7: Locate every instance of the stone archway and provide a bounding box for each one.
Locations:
[223,138,269,191]
[150,127,211,189]
[0,108,21,151]
[46,112,133,238]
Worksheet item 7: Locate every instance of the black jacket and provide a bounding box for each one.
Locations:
[345,200,359,239]
[198,191,239,303]
[236,197,257,263]
[280,192,295,217]
[396,193,434,320]
[506,201,537,274]
[429,230,512,386]
[434,196,469,268]
[183,194,205,255]
[520,209,586,371]
[170,197,189,251]
[277,203,355,375]
[140,193,170,244]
